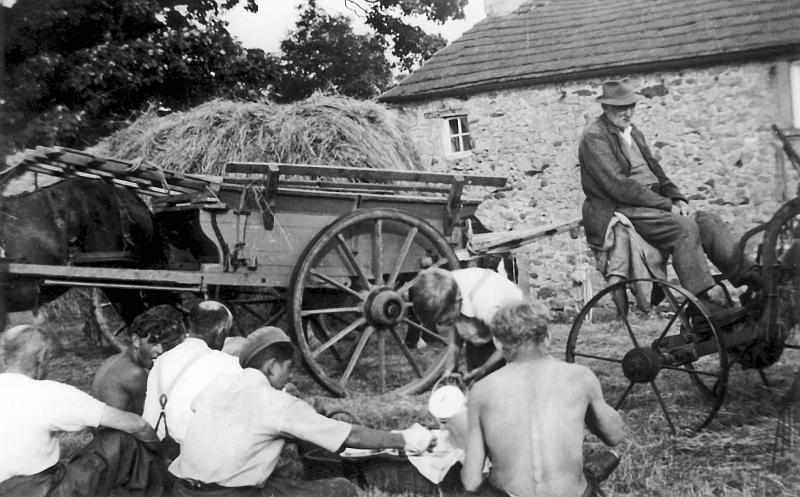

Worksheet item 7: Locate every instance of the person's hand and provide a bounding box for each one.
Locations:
[672,200,692,217]
[399,423,437,454]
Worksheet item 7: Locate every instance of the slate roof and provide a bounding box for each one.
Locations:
[379,0,800,103]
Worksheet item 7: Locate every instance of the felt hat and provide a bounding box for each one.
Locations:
[239,326,292,368]
[595,80,639,106]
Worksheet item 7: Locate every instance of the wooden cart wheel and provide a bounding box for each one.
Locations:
[289,208,459,397]
[566,279,729,435]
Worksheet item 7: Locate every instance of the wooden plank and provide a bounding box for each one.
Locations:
[225,162,507,188]
[5,262,286,289]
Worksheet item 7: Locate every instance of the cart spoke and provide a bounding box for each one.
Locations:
[310,270,363,299]
[307,317,344,363]
[650,380,676,434]
[312,317,366,359]
[301,306,362,317]
[377,328,386,393]
[335,234,371,289]
[403,318,448,345]
[386,325,423,378]
[372,220,384,286]
[339,326,375,389]
[387,227,418,288]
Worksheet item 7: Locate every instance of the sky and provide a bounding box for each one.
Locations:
[224,0,487,54]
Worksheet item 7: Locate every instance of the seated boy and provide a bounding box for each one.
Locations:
[170,326,436,497]
[409,267,524,382]
[91,304,185,414]
[461,302,625,497]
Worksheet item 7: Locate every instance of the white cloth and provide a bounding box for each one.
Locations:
[452,268,524,341]
[169,368,352,487]
[406,430,464,484]
[0,373,104,483]
[142,337,241,443]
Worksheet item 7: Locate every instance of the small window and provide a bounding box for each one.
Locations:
[444,116,473,154]
[791,60,800,129]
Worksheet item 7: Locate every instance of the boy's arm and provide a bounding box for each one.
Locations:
[463,349,504,384]
[461,386,487,492]
[99,404,160,443]
[583,369,625,446]
[444,326,462,375]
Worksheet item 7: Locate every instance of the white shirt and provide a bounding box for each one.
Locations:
[170,368,352,487]
[142,337,241,443]
[619,126,634,146]
[0,373,105,483]
[453,268,525,326]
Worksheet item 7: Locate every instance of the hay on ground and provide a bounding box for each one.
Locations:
[89,94,422,175]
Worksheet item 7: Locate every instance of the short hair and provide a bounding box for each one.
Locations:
[0,325,59,368]
[128,305,186,347]
[409,268,459,327]
[186,300,232,340]
[490,301,550,350]
[245,342,296,370]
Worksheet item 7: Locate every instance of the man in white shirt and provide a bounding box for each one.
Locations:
[0,324,167,497]
[171,326,436,496]
[142,300,240,450]
[410,267,524,383]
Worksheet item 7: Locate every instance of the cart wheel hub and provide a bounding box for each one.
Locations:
[364,288,407,326]
[622,347,663,383]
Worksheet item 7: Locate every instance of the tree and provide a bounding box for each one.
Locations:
[1,0,278,155]
[275,1,392,102]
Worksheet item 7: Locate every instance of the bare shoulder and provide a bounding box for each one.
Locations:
[555,361,600,389]
[102,354,147,387]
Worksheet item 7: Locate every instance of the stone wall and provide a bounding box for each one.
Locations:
[392,61,795,319]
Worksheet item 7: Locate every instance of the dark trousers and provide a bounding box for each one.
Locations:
[0,430,168,497]
[465,341,505,373]
[617,208,746,295]
[172,476,358,497]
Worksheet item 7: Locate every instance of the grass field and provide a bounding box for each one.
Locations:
[9,304,800,497]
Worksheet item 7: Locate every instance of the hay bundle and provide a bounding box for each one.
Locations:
[90,94,422,174]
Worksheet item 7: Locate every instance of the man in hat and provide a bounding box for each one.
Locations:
[169,326,436,496]
[578,79,762,319]
[142,300,240,452]
[92,305,185,414]
[461,302,625,497]
[0,325,168,497]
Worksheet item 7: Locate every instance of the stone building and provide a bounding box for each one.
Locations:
[378,0,800,317]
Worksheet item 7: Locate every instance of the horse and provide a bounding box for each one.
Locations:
[0,177,171,332]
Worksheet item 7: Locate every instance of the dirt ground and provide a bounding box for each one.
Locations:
[8,306,800,497]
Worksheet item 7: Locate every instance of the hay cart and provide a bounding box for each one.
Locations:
[565,126,800,435]
[2,146,506,398]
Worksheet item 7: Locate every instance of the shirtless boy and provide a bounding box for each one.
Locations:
[461,301,625,497]
[91,305,185,414]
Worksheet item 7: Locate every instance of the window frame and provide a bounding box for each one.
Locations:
[442,115,473,158]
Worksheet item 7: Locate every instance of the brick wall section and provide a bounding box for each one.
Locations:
[393,61,794,320]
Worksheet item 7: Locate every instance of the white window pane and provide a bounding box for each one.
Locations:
[792,61,800,129]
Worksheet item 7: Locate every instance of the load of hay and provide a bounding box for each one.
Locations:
[90,94,422,174]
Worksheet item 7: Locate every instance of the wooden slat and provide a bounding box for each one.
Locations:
[225,162,507,188]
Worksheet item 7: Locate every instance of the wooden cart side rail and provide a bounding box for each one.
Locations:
[4,263,284,292]
[225,162,508,188]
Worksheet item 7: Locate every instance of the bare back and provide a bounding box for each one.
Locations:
[91,352,147,414]
[471,358,594,497]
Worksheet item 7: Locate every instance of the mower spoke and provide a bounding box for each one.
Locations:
[650,380,676,435]
[615,381,636,410]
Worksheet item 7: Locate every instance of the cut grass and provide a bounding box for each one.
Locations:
[10,311,800,497]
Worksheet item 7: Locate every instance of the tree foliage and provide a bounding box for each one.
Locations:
[1,0,468,156]
[275,1,392,102]
[1,0,277,155]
